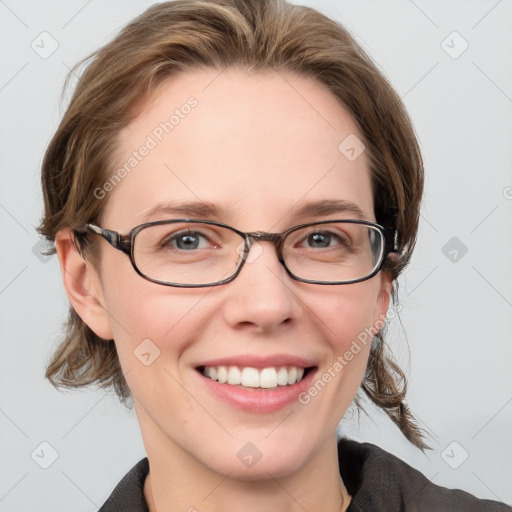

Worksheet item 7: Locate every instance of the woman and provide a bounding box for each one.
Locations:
[38,0,510,510]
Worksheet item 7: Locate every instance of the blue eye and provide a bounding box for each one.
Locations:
[307,232,331,248]
[302,230,350,249]
[163,231,210,251]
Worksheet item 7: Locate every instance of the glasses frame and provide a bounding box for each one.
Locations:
[74,219,398,288]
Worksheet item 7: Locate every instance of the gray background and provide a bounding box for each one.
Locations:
[1,0,511,510]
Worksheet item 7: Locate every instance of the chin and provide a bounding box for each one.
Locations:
[197,436,312,481]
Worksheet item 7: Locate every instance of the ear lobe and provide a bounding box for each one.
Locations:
[55,229,113,340]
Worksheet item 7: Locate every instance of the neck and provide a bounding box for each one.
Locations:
[145,468,351,512]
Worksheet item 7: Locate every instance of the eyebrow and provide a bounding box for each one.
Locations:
[291,199,366,221]
[138,201,226,222]
[137,199,367,224]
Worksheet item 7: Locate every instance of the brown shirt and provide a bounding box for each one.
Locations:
[98,438,511,511]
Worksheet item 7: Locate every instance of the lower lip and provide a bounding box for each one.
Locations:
[195,368,317,413]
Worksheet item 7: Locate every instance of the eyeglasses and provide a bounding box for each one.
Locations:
[74,219,398,287]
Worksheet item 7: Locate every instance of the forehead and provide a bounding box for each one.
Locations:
[101,69,374,230]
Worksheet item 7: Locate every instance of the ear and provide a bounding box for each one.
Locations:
[55,229,113,340]
[370,267,395,337]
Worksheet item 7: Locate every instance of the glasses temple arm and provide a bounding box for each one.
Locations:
[78,224,132,253]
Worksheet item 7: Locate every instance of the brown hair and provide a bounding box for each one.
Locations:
[38,0,428,449]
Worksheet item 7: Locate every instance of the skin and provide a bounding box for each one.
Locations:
[56,69,393,512]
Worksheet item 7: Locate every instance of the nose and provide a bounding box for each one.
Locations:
[221,240,298,334]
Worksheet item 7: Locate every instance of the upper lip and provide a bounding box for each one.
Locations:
[195,354,318,369]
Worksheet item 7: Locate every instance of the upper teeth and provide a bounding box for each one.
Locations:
[202,365,305,389]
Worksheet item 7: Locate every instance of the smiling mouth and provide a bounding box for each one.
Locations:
[196,365,316,390]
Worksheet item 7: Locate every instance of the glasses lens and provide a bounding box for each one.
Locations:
[283,222,384,283]
[133,222,244,285]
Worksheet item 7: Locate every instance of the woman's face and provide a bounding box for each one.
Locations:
[85,69,392,478]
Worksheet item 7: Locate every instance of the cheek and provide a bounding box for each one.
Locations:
[105,293,205,425]
[99,270,201,380]
[315,283,382,351]
[307,285,382,397]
